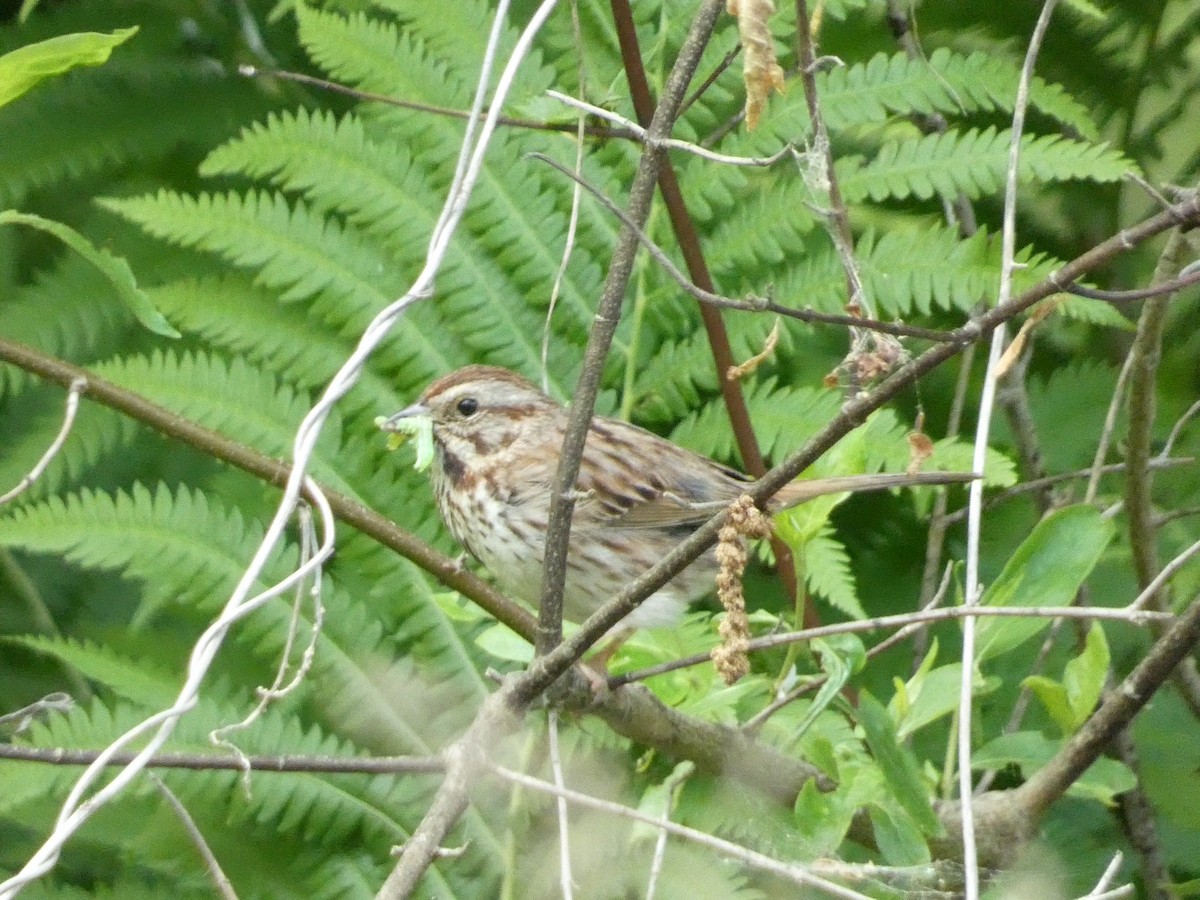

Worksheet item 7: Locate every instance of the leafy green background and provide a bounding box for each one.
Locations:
[1,0,1198,897]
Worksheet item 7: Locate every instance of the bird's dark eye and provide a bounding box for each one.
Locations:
[456,397,478,417]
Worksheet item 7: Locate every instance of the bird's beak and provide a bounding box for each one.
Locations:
[379,402,431,431]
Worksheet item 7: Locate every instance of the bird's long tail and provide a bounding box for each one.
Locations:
[772,471,979,510]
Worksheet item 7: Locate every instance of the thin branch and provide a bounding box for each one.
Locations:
[0,376,86,506]
[938,457,1193,526]
[1128,536,1200,611]
[0,336,536,640]
[489,764,875,900]
[609,603,1170,688]
[1124,222,1200,717]
[533,0,726,656]
[1064,267,1200,302]
[1,0,538,890]
[511,188,1200,705]
[546,89,793,166]
[0,744,444,774]
[1014,592,1200,819]
[743,563,955,733]
[958,5,1059,893]
[150,774,238,900]
[238,65,637,141]
[607,0,809,639]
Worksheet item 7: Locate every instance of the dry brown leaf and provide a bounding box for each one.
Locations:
[996,297,1058,378]
[728,0,786,130]
[727,318,781,380]
[906,432,935,476]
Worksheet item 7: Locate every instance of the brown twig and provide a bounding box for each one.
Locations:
[0,744,444,774]
[237,64,637,141]
[533,0,728,657]
[609,603,1170,688]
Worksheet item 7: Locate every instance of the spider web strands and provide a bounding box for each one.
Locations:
[0,0,560,894]
[960,2,1062,897]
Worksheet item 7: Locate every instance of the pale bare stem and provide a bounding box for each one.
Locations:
[1127,537,1200,612]
[0,693,73,735]
[540,0,587,395]
[209,503,326,793]
[612,602,1167,687]
[1085,852,1124,896]
[489,765,875,900]
[1079,888,1135,900]
[0,376,85,507]
[151,774,238,900]
[1086,352,1136,503]
[958,4,1060,894]
[0,0,539,889]
[1160,398,1200,460]
[546,710,574,900]
[644,763,694,900]
[545,90,793,166]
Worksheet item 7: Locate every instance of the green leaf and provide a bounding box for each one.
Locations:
[793,779,855,857]
[789,637,865,741]
[0,209,178,337]
[1023,675,1076,737]
[1063,622,1110,730]
[976,505,1115,662]
[857,692,944,837]
[869,802,931,866]
[893,660,1000,740]
[973,731,1136,805]
[0,28,137,109]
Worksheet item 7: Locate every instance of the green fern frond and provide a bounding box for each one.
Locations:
[1053,295,1134,328]
[802,524,865,620]
[293,4,609,351]
[770,225,1063,315]
[815,49,1098,139]
[632,312,795,425]
[0,62,275,207]
[99,189,394,306]
[147,275,406,419]
[669,378,842,463]
[837,127,1133,204]
[3,635,180,709]
[0,482,287,627]
[296,5,469,107]
[367,0,556,104]
[94,349,354,497]
[99,189,460,383]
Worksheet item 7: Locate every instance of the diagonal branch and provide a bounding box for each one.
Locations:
[534,0,728,656]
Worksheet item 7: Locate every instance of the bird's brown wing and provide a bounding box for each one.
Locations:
[570,418,749,530]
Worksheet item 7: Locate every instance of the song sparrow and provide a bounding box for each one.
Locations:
[383,365,972,629]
